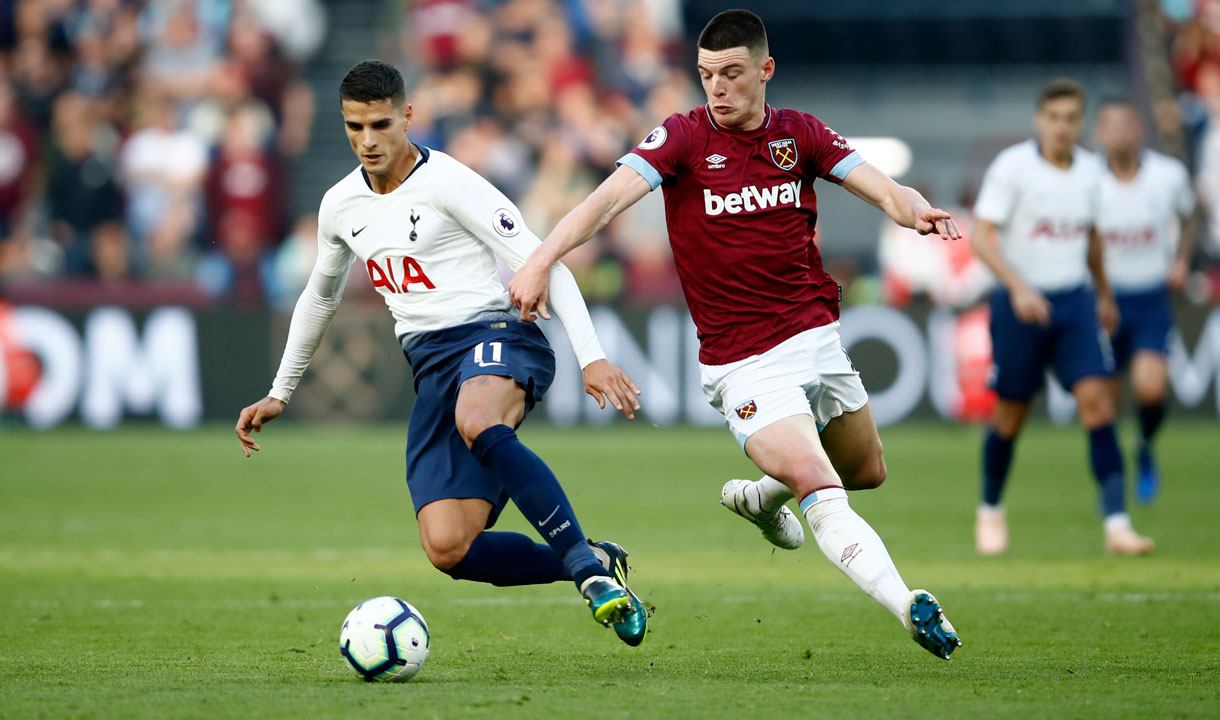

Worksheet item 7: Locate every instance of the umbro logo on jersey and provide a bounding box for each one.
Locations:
[706,153,727,169]
[352,225,368,237]
[704,180,801,216]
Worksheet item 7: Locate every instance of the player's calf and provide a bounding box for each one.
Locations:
[839,452,887,491]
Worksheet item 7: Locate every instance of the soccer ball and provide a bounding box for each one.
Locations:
[339,596,430,682]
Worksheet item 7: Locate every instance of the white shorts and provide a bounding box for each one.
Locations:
[700,322,869,452]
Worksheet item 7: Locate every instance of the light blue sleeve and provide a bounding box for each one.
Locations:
[829,151,865,181]
[616,153,663,190]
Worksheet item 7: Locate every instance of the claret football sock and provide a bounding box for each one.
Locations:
[800,487,910,620]
[444,531,569,586]
[1088,424,1127,517]
[981,429,1015,507]
[754,474,795,512]
[470,424,605,586]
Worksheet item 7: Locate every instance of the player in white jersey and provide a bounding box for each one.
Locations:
[1094,97,1196,504]
[970,79,1154,556]
[233,61,648,646]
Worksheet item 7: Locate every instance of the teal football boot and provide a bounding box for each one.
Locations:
[579,577,632,626]
[590,540,649,646]
[903,590,962,660]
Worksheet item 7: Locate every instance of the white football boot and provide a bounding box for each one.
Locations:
[974,505,1009,556]
[720,478,805,549]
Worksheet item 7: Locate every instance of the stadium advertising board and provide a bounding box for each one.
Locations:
[1,302,1218,428]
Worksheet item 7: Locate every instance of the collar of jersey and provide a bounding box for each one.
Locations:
[360,143,430,193]
[703,103,772,134]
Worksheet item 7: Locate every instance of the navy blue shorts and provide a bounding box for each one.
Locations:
[1111,285,1173,370]
[988,285,1116,401]
[402,320,555,528]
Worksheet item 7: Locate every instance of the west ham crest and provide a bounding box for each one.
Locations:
[735,399,758,420]
[768,138,798,171]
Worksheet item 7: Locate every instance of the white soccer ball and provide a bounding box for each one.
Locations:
[339,596,430,682]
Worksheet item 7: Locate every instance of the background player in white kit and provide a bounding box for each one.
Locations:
[971,79,1154,556]
[233,61,649,646]
[1094,97,1196,504]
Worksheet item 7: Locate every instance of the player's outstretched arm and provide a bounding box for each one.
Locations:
[510,166,652,321]
[235,397,285,457]
[840,162,961,241]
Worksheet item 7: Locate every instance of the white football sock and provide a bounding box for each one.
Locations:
[801,487,910,621]
[755,475,795,513]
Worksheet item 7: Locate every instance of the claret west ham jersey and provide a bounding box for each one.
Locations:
[617,104,863,365]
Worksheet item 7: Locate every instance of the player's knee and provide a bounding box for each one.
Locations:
[423,536,471,573]
[843,451,887,491]
[456,411,503,448]
[1076,388,1114,427]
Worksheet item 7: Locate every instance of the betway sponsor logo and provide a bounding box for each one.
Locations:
[704,180,801,216]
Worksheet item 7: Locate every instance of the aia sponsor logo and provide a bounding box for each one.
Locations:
[1031,219,1089,241]
[704,180,801,216]
[840,543,862,567]
[735,399,758,420]
[1103,227,1157,247]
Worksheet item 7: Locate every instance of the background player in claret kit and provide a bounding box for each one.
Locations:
[233,61,649,646]
[510,9,963,660]
[970,80,1154,557]
[1094,97,1196,504]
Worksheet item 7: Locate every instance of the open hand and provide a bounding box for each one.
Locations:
[915,208,962,241]
[1011,284,1052,326]
[235,397,285,457]
[1096,293,1120,337]
[582,359,642,420]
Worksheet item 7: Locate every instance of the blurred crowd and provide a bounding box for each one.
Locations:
[3,0,1220,311]
[0,0,323,303]
[380,0,692,308]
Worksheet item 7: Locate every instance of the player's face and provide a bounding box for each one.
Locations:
[341,98,413,176]
[696,46,774,130]
[1095,104,1143,157]
[1034,96,1084,158]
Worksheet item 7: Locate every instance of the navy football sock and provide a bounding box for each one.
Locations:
[1088,424,1127,516]
[1137,403,1166,447]
[443,531,569,586]
[470,425,605,586]
[981,429,1015,507]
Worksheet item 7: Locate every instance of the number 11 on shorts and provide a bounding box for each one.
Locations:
[474,341,504,367]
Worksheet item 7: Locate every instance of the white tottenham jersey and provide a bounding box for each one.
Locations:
[974,140,1103,292]
[1096,150,1195,292]
[267,147,604,403]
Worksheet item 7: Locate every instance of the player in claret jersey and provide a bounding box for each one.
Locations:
[233,61,649,646]
[511,10,963,660]
[1094,97,1196,504]
[971,80,1154,556]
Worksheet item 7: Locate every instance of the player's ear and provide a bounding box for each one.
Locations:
[402,102,413,129]
[760,57,775,84]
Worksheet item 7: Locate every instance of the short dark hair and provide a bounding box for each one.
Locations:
[340,60,406,106]
[1037,78,1086,110]
[1097,94,1136,111]
[697,9,768,58]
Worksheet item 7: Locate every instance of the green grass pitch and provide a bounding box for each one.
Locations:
[2,421,1218,719]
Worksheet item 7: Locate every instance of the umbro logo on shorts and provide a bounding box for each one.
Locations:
[735,399,758,420]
